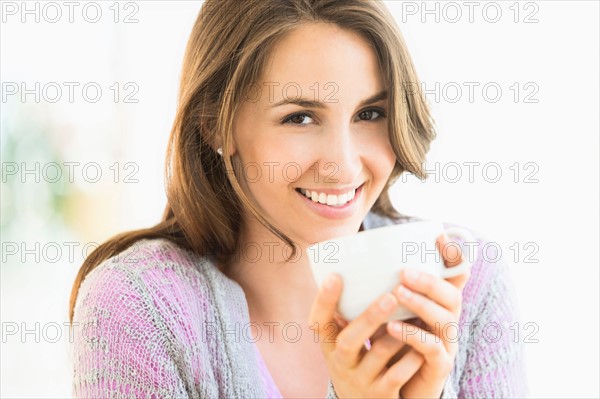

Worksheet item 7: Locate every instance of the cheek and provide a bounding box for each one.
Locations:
[236,147,294,199]
[369,133,397,181]
[384,146,397,176]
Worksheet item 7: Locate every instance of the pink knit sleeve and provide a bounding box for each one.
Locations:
[450,237,529,398]
[71,261,190,398]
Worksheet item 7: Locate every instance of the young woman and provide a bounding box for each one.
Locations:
[69,1,527,398]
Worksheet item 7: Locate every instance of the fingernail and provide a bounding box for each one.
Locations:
[444,245,461,266]
[396,285,412,300]
[379,293,396,311]
[324,274,337,290]
[403,268,419,283]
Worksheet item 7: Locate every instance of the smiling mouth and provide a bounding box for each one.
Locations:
[294,183,365,207]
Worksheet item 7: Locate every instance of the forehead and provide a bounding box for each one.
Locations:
[258,23,384,101]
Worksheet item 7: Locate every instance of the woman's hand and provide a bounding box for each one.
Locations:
[309,234,470,398]
[309,275,423,398]
[385,235,471,398]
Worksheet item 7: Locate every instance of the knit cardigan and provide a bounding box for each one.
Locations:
[71,211,528,398]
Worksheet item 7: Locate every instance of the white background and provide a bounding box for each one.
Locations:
[1,1,598,397]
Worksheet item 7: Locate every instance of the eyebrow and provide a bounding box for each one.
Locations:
[269,89,388,109]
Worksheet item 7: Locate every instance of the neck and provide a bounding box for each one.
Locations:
[224,222,318,324]
[223,212,365,326]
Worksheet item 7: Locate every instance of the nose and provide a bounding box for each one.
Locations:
[316,123,362,187]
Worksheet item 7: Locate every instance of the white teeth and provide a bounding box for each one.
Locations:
[319,193,327,204]
[299,187,357,207]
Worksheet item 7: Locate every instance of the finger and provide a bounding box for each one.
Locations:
[385,341,413,369]
[358,333,408,382]
[393,285,456,334]
[333,312,349,329]
[402,317,429,333]
[398,269,463,312]
[387,320,453,379]
[308,273,343,353]
[436,235,463,267]
[334,292,399,368]
[367,323,390,345]
[445,269,471,291]
[368,323,410,368]
[377,347,424,392]
[437,235,471,290]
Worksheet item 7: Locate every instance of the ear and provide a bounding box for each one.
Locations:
[200,115,238,157]
[210,142,238,159]
[213,141,237,157]
[220,130,238,158]
[199,121,228,156]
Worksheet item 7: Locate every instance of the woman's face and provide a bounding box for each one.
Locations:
[232,23,397,246]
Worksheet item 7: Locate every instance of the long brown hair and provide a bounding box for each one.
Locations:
[68,0,436,324]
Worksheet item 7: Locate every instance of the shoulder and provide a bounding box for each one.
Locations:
[71,238,223,396]
[78,238,209,293]
[73,238,223,334]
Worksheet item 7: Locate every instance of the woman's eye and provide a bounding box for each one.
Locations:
[358,109,385,121]
[283,113,314,126]
[282,109,385,126]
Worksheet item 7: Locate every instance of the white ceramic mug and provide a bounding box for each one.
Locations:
[307,220,476,322]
